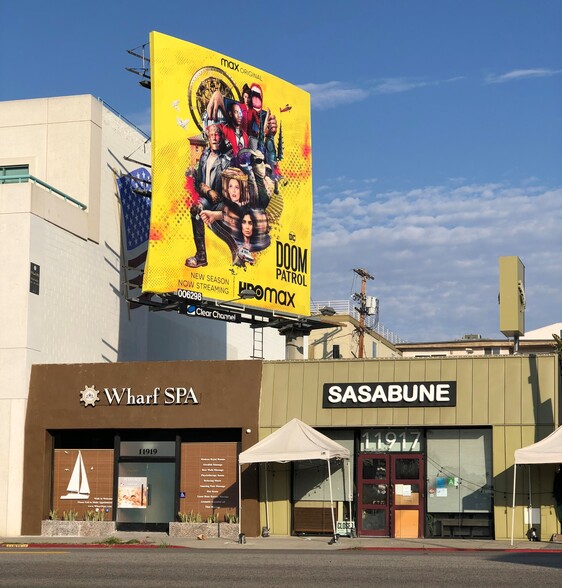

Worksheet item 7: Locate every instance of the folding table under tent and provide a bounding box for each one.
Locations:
[510,426,562,545]
[238,418,353,540]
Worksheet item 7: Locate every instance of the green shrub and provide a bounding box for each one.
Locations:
[177,510,201,523]
[62,510,78,521]
[101,536,123,545]
[84,510,106,522]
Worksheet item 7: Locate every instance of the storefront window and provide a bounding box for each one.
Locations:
[426,428,493,538]
[362,458,386,479]
[293,431,354,502]
[292,430,354,535]
[363,483,387,505]
[361,509,386,531]
[395,458,419,480]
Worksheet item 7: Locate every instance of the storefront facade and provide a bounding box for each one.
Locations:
[257,355,560,540]
[22,360,263,536]
[21,354,560,540]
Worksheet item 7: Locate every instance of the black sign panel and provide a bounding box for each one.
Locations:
[322,381,457,409]
[184,305,241,323]
[30,263,40,295]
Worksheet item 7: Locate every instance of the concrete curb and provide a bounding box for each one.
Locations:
[3,533,562,552]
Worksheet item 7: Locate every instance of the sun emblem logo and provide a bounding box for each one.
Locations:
[80,385,100,407]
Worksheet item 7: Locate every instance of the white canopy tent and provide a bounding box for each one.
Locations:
[238,418,352,539]
[510,426,562,545]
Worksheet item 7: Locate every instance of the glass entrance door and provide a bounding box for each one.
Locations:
[391,454,423,538]
[116,462,176,532]
[358,455,390,536]
[358,454,424,538]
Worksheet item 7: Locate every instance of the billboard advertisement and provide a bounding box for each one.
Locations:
[142,32,312,316]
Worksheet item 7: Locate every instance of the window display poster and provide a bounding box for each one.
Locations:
[118,477,148,508]
[436,476,447,497]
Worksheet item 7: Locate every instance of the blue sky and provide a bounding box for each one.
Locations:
[2,0,561,341]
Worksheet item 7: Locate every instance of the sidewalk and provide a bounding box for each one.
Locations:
[3,532,562,551]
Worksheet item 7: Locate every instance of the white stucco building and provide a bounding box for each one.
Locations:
[0,95,285,535]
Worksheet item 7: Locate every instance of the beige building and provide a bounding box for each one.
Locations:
[257,354,561,540]
[308,300,402,360]
[397,325,559,358]
[18,353,561,541]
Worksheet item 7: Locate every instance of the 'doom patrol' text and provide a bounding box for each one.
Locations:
[275,240,308,286]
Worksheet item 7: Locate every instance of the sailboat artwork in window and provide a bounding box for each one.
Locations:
[60,451,91,500]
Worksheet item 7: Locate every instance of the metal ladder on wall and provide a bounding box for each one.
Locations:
[252,327,264,359]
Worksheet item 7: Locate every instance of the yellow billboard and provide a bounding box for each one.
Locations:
[143,32,312,316]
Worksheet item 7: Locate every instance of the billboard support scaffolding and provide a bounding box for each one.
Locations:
[128,291,336,359]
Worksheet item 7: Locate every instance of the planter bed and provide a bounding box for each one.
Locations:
[41,520,116,537]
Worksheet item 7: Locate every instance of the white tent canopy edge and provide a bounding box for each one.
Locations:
[238,418,352,540]
[510,426,562,545]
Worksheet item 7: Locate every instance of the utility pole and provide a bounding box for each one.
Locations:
[353,268,374,358]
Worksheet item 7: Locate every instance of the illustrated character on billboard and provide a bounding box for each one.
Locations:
[235,205,271,265]
[221,102,249,155]
[185,121,232,268]
[198,168,253,267]
[237,149,273,209]
[185,79,282,269]
[262,111,282,192]
[241,83,252,132]
[206,84,270,153]
[246,83,266,150]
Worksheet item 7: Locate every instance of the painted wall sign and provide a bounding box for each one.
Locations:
[52,449,114,518]
[322,381,457,408]
[180,442,238,519]
[30,262,40,295]
[360,428,423,452]
[79,385,199,407]
[120,441,176,458]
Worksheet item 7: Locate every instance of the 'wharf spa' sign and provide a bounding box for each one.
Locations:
[322,381,457,408]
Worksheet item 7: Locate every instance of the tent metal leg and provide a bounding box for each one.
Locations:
[327,459,337,543]
[238,464,243,541]
[510,464,517,546]
[527,464,533,529]
[347,458,354,535]
[264,463,270,535]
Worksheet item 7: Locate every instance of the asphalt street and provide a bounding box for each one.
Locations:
[1,548,562,587]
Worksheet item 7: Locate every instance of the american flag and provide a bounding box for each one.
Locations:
[117,167,152,297]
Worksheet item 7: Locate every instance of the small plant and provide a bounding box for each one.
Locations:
[158,540,170,548]
[224,513,239,524]
[62,510,78,521]
[101,536,123,545]
[177,510,201,523]
[205,513,218,523]
[84,510,106,522]
[49,509,58,521]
